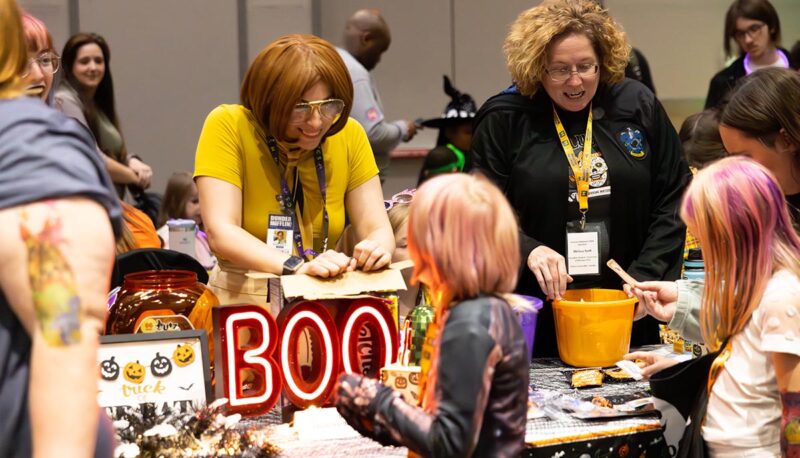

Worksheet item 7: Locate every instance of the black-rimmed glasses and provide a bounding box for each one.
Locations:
[733,22,766,41]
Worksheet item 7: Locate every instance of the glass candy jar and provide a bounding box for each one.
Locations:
[106,270,219,336]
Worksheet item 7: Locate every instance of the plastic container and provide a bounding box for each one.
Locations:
[552,289,636,367]
[515,295,544,358]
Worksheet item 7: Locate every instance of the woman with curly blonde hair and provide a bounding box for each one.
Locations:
[472,0,690,356]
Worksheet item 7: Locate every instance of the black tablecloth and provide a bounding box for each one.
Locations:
[247,348,670,457]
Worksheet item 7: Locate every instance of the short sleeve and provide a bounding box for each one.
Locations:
[0,99,122,236]
[194,105,244,189]
[344,118,379,192]
[758,272,800,357]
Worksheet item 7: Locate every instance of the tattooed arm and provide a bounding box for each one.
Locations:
[774,353,800,456]
[0,198,115,458]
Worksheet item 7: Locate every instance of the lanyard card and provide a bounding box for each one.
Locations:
[565,221,605,276]
[267,214,293,255]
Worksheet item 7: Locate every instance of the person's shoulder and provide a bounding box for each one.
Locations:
[54,82,80,103]
[207,104,248,121]
[762,270,800,304]
[341,117,367,135]
[710,57,745,83]
[475,89,548,128]
[0,97,94,146]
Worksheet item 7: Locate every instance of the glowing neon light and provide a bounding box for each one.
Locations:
[280,310,337,401]
[225,311,275,407]
[340,301,396,374]
[214,305,281,416]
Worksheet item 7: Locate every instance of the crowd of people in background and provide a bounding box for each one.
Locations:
[2,0,800,455]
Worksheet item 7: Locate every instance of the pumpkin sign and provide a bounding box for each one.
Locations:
[123,361,146,384]
[150,352,172,377]
[100,356,120,381]
[173,343,195,367]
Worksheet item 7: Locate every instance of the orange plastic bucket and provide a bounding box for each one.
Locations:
[552,289,637,367]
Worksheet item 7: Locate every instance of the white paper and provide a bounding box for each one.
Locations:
[567,231,600,275]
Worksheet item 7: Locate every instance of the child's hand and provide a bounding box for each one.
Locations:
[623,351,679,379]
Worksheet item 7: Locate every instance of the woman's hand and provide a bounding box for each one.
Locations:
[128,157,153,189]
[527,245,573,300]
[624,351,679,379]
[631,281,678,322]
[352,239,391,272]
[297,250,355,278]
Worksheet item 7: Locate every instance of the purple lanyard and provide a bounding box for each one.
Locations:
[266,137,329,260]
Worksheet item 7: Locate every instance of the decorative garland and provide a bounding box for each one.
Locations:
[112,398,280,457]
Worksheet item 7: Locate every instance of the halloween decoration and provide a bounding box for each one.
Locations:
[100,356,120,381]
[173,343,195,367]
[150,352,173,377]
[110,399,280,457]
[124,360,146,384]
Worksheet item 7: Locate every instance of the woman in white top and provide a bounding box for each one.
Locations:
[629,156,800,456]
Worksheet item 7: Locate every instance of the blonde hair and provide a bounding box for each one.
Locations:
[682,156,800,350]
[408,174,520,303]
[0,0,26,99]
[504,0,629,97]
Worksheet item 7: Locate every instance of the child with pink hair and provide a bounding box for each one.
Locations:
[335,173,529,457]
[628,156,800,456]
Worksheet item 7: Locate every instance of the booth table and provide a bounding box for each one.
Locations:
[246,346,670,458]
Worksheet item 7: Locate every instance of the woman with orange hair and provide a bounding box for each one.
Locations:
[471,0,690,356]
[335,173,528,457]
[194,34,393,311]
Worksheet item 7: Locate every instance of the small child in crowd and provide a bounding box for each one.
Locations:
[157,171,216,270]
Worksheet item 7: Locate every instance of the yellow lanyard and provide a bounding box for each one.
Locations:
[553,104,593,229]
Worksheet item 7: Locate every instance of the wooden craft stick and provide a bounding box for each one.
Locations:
[606,259,639,288]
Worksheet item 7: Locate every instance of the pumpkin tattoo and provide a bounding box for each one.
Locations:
[150,352,173,377]
[123,361,146,384]
[100,356,120,381]
[173,343,195,367]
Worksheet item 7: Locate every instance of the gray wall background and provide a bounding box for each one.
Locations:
[20,0,800,196]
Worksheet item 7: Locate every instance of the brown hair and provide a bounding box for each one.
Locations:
[679,109,727,169]
[504,0,629,97]
[0,0,26,99]
[722,68,800,154]
[241,34,353,143]
[724,0,781,57]
[61,33,127,162]
[157,171,195,228]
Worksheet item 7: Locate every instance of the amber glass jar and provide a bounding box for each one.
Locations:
[106,270,219,336]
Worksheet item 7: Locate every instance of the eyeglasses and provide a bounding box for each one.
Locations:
[21,52,60,78]
[384,189,415,210]
[290,99,345,123]
[733,22,766,41]
[545,63,598,83]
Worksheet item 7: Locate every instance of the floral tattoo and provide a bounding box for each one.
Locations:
[20,209,81,346]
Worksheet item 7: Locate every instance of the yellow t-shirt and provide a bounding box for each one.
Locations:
[194,104,378,255]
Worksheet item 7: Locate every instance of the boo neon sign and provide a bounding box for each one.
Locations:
[213,299,397,416]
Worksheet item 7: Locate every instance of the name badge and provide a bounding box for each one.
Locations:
[267,214,293,255]
[566,230,600,276]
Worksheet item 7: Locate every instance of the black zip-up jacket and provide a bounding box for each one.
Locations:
[705,48,795,109]
[470,79,690,355]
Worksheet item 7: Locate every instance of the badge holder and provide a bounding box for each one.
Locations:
[565,217,609,277]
